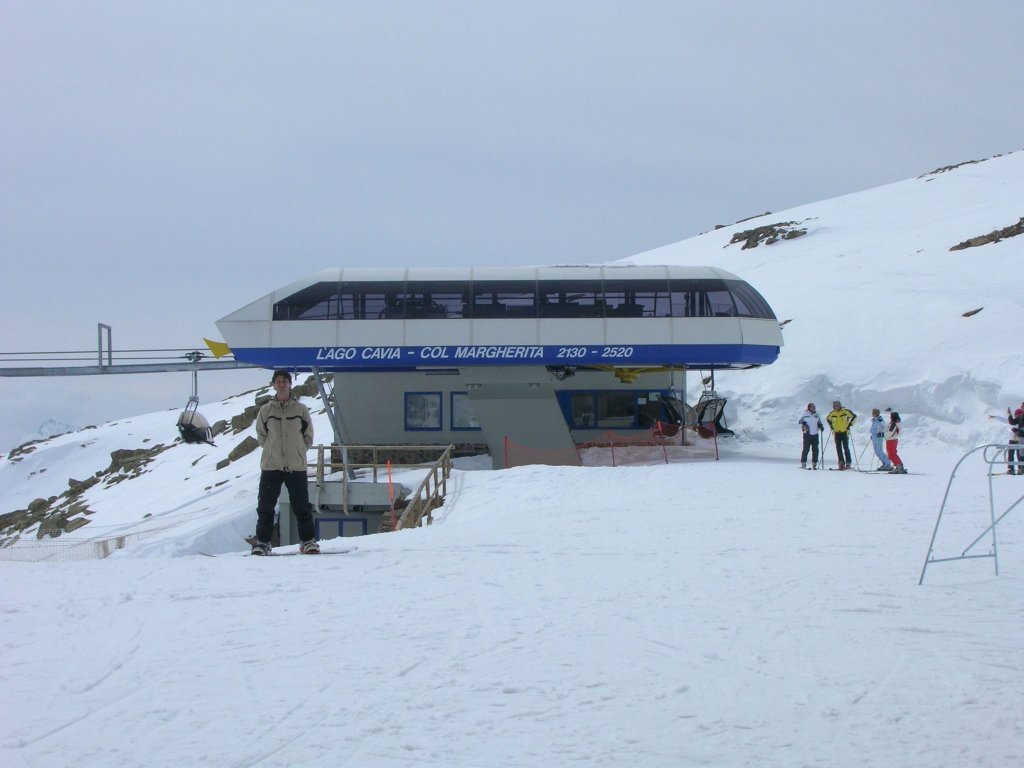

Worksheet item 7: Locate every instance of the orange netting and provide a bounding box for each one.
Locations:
[503,422,719,468]
[502,437,582,468]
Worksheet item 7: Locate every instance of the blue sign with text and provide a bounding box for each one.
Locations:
[233,343,779,370]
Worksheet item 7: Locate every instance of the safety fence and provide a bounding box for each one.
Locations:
[309,443,454,532]
[503,422,719,469]
[0,522,180,563]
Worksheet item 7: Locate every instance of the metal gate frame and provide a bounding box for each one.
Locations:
[919,443,1024,584]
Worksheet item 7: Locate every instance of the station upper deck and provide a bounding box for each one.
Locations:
[216,265,784,371]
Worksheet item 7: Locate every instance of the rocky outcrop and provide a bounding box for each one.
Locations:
[0,443,169,543]
[950,216,1024,251]
[217,436,259,470]
[921,157,987,177]
[231,405,261,434]
[728,221,808,250]
[2,377,328,542]
[292,375,325,398]
[1,490,90,545]
[105,445,169,485]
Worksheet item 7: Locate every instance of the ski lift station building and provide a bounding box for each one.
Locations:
[216,265,784,468]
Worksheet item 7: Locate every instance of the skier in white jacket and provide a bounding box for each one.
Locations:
[868,408,893,471]
[798,403,824,469]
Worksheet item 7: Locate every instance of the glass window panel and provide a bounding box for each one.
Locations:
[450,392,480,429]
[669,279,734,317]
[706,288,737,317]
[596,392,637,428]
[569,393,596,428]
[602,279,670,318]
[339,281,404,319]
[421,282,470,319]
[405,392,442,430]
[538,280,603,318]
[470,281,537,318]
[669,279,703,317]
[273,282,340,320]
[726,280,776,319]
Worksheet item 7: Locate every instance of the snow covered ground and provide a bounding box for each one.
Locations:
[2,151,1024,766]
[3,438,1023,767]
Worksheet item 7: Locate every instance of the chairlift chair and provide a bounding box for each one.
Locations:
[694,372,734,437]
[176,359,216,446]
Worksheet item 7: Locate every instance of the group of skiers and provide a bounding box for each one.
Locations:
[798,401,1024,475]
[797,401,905,473]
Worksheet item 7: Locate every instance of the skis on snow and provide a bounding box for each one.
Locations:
[199,545,358,557]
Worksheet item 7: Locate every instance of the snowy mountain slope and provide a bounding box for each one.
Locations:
[0,382,450,557]
[0,387,294,555]
[13,417,81,448]
[3,151,1022,550]
[2,153,1024,768]
[621,150,1024,449]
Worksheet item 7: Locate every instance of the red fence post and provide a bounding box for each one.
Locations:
[387,459,397,530]
[656,421,669,464]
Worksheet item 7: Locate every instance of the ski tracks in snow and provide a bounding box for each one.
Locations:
[4,457,1024,767]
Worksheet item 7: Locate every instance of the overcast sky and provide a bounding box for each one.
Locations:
[2,1,1022,448]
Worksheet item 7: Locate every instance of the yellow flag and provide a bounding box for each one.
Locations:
[203,338,232,359]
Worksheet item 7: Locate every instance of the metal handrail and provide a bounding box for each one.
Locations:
[396,446,454,530]
[309,444,454,523]
[919,442,1024,584]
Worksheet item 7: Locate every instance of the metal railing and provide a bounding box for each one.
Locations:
[919,443,1024,584]
[396,447,454,530]
[309,444,454,527]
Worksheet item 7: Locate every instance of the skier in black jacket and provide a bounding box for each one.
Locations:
[1007,406,1024,475]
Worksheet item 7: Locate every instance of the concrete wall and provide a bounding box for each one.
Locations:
[326,366,675,467]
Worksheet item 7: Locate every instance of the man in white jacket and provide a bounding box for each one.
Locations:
[251,369,320,555]
[798,403,824,469]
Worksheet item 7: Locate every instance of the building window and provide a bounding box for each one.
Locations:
[569,393,596,428]
[470,281,537,318]
[537,280,604,318]
[450,392,481,430]
[342,281,398,319]
[596,392,637,428]
[560,390,646,429]
[272,282,340,320]
[602,279,671,317]
[405,392,442,430]
[726,280,776,319]
[271,276,776,321]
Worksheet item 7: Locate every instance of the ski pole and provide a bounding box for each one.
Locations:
[821,428,832,469]
[857,437,870,462]
[856,436,877,470]
[850,434,861,471]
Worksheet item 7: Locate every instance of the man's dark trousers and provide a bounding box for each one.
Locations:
[256,470,316,543]
[801,433,820,465]
[834,431,853,466]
